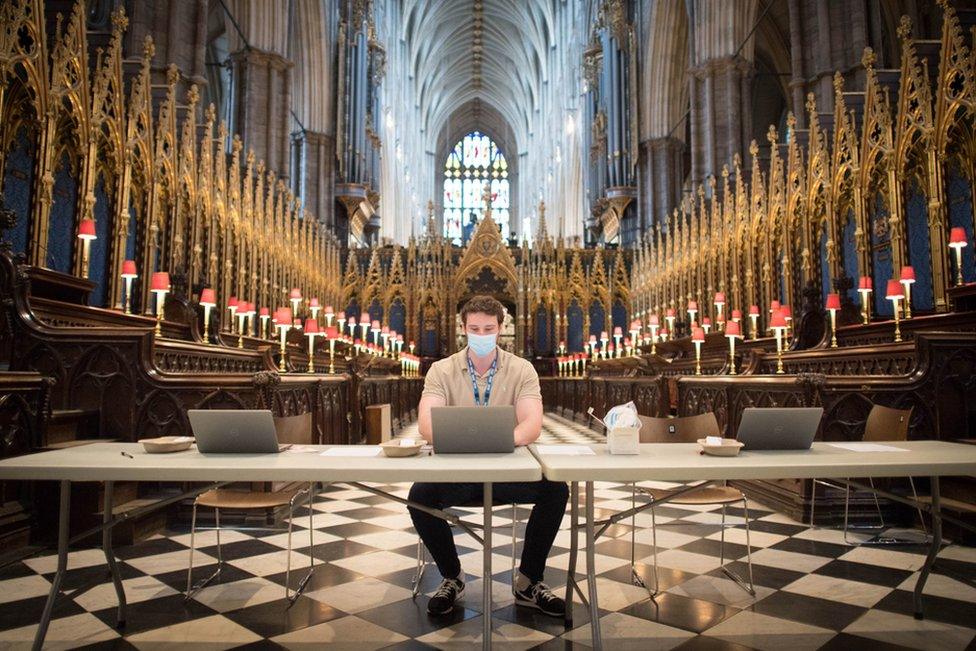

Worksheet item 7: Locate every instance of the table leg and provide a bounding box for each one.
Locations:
[483,482,492,651]
[564,481,579,628]
[914,476,942,619]
[34,480,70,651]
[585,481,602,650]
[102,481,127,628]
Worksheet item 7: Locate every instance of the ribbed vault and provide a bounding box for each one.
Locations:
[401,0,554,146]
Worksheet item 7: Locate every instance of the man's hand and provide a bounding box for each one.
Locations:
[513,397,543,446]
[418,394,446,443]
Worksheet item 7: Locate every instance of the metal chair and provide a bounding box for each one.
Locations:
[186,483,317,603]
[629,413,755,597]
[411,502,519,598]
[811,404,926,544]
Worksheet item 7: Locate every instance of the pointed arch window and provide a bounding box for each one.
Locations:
[443,131,509,245]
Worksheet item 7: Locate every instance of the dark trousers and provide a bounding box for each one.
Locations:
[408,480,569,583]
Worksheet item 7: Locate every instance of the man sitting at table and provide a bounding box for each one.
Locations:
[408,295,568,617]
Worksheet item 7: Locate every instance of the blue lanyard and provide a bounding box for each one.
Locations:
[466,355,498,407]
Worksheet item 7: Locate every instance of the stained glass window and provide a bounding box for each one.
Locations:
[443,131,510,245]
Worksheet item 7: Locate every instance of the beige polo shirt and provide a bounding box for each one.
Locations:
[422,346,542,407]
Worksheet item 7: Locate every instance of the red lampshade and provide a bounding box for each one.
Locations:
[289,288,302,300]
[613,326,623,336]
[900,266,916,283]
[666,308,676,317]
[77,219,97,240]
[360,311,370,322]
[276,307,292,324]
[623,337,632,346]
[692,327,706,342]
[725,320,741,337]
[859,276,873,290]
[371,320,381,330]
[200,288,216,306]
[325,326,339,339]
[324,304,334,314]
[749,304,760,317]
[228,296,239,310]
[770,300,781,311]
[259,307,270,317]
[607,344,615,352]
[731,309,742,321]
[949,226,968,248]
[687,300,698,311]
[770,310,788,330]
[714,292,726,304]
[354,338,362,346]
[600,330,609,340]
[885,279,904,300]
[702,317,712,326]
[337,311,345,320]
[826,293,841,311]
[589,334,597,343]
[293,318,302,328]
[632,319,642,328]
[305,318,319,334]
[238,301,249,315]
[348,316,357,326]
[409,340,415,346]
[121,260,138,278]
[150,272,170,292]
[246,303,256,315]
[781,305,792,319]
[309,298,320,308]
[649,314,659,326]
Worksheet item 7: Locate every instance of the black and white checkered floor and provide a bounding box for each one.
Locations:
[2,414,975,649]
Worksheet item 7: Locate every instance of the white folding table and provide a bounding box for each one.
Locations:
[530,440,976,650]
[0,443,542,650]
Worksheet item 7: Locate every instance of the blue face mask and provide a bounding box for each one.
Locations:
[467,332,498,357]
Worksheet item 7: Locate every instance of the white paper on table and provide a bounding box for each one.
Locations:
[827,442,909,453]
[535,445,596,456]
[320,446,383,457]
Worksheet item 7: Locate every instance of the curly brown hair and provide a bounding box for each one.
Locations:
[460,295,506,326]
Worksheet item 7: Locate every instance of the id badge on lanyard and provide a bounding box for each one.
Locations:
[466,355,497,407]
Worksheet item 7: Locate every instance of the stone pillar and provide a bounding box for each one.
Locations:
[640,137,685,230]
[301,131,336,229]
[229,48,293,180]
[688,56,754,182]
[125,0,208,99]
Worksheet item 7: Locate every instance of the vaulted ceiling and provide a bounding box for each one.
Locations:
[400,0,556,150]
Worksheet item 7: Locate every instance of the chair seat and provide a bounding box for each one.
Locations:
[637,485,744,505]
[196,489,301,509]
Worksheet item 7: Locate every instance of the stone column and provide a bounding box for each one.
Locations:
[640,137,685,229]
[301,131,336,229]
[688,56,754,183]
[229,48,293,180]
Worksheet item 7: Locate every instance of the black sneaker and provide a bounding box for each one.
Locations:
[514,581,566,617]
[427,577,464,615]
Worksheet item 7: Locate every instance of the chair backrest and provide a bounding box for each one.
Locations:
[863,404,913,442]
[638,412,721,443]
[274,412,314,445]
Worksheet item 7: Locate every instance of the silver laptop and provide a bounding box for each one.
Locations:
[188,409,291,453]
[735,407,824,450]
[431,406,516,454]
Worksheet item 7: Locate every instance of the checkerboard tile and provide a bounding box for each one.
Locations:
[1,414,973,650]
